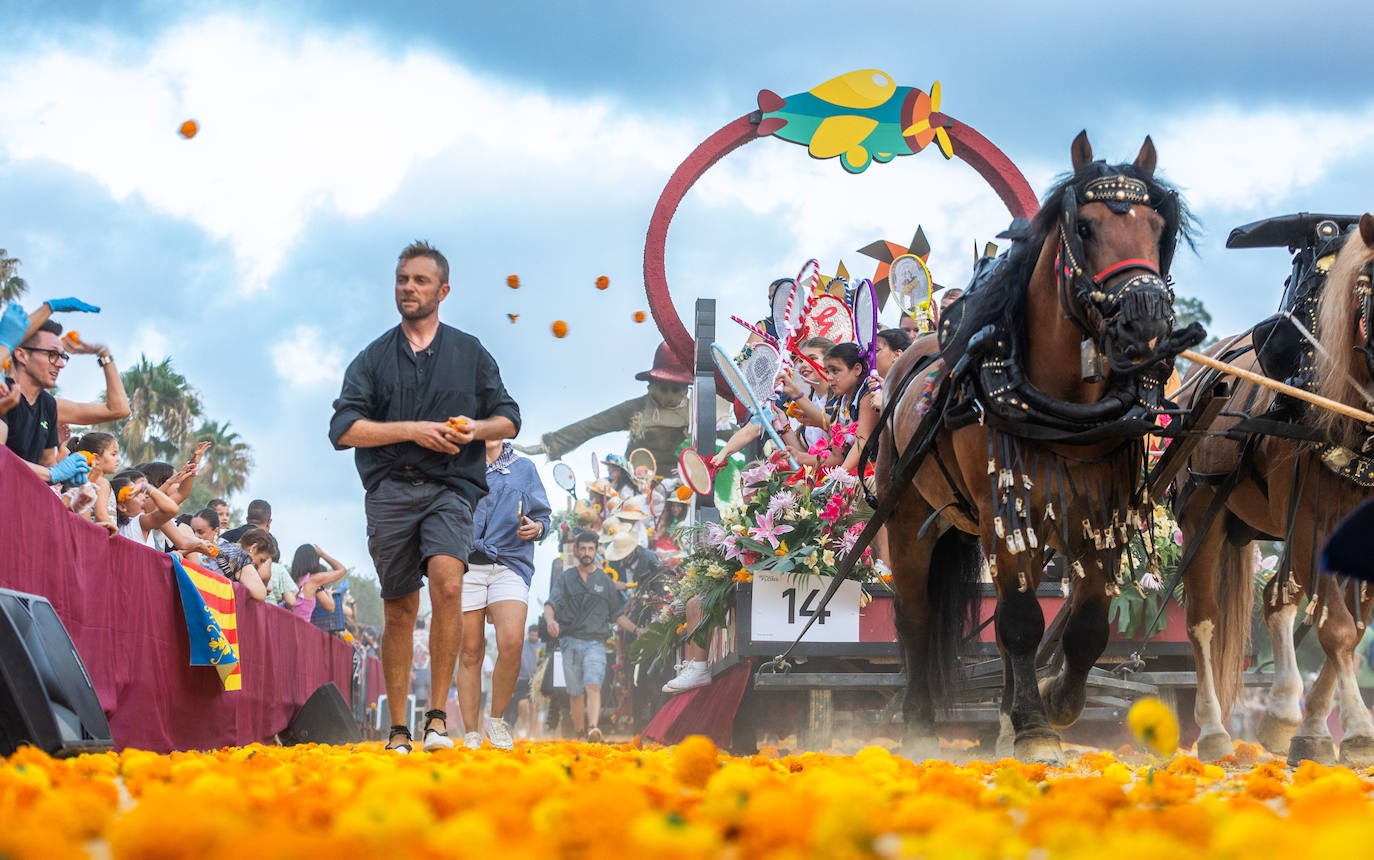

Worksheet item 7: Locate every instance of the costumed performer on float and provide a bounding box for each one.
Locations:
[514,342,693,472]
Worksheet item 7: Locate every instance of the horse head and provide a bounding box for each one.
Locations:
[1054,131,1194,376]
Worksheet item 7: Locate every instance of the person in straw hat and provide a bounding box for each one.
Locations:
[514,342,694,472]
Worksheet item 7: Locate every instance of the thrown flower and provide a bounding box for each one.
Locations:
[749,511,794,550]
[1139,571,1162,591]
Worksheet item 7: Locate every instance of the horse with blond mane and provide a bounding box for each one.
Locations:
[1175,213,1374,766]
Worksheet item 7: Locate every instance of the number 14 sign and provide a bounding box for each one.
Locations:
[750,571,861,643]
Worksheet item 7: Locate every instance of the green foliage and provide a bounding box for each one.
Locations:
[96,355,253,507]
[1173,294,1217,347]
[0,249,26,304]
[347,573,384,630]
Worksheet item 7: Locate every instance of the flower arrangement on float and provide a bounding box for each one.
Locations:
[632,442,882,673]
[1108,503,1185,639]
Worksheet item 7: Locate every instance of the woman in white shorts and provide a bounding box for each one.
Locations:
[457,439,552,750]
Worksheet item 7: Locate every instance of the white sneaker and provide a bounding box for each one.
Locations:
[485,717,514,750]
[662,661,712,694]
[463,731,483,750]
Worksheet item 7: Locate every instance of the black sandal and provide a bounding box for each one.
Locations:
[385,724,413,754]
[422,709,454,751]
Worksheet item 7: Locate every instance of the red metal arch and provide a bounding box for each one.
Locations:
[644,112,1041,370]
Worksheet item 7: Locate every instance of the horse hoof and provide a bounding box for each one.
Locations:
[1256,714,1300,755]
[1014,733,1065,765]
[1196,732,1234,762]
[1287,735,1337,767]
[1338,735,1374,768]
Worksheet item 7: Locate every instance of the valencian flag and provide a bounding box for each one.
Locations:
[170,557,242,691]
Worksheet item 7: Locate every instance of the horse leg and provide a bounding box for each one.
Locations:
[1257,576,1303,755]
[1288,651,1338,766]
[1313,581,1374,767]
[887,495,941,760]
[1180,489,1239,761]
[1038,572,1109,730]
[995,639,1015,759]
[993,550,1063,764]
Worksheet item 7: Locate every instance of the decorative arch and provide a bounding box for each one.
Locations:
[644,71,1039,370]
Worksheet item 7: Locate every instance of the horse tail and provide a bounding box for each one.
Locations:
[925,527,983,706]
[1211,532,1255,716]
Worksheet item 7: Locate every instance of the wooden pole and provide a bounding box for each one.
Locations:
[1180,349,1374,425]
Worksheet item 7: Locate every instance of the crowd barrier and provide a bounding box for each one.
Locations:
[0,446,382,752]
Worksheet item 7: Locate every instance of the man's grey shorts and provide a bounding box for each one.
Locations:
[365,478,474,600]
[560,636,606,695]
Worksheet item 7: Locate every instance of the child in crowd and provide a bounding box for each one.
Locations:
[289,544,349,622]
[65,432,120,533]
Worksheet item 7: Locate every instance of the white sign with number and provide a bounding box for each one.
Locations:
[750,571,861,642]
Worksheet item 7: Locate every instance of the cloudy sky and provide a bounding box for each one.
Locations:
[6,0,1374,609]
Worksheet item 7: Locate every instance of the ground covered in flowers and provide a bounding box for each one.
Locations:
[4,737,1373,859]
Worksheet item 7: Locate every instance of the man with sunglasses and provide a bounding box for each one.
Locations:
[3,318,129,483]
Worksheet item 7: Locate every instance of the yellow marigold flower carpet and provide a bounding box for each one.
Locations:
[2,737,1373,859]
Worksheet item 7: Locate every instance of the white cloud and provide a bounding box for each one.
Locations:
[1149,104,1374,212]
[271,324,344,388]
[0,14,690,295]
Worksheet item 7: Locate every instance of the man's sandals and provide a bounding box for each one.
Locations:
[385,710,455,753]
[421,709,455,751]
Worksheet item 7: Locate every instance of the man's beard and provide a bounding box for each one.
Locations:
[396,296,438,320]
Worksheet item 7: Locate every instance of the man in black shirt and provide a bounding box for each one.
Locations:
[220,499,270,543]
[3,316,130,483]
[330,240,521,754]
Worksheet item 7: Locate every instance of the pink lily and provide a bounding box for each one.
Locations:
[749,510,794,549]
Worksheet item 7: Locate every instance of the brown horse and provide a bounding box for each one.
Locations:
[1176,213,1374,766]
[877,132,1198,763]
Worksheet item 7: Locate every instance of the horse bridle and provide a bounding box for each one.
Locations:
[1054,172,1178,355]
[1356,261,1374,378]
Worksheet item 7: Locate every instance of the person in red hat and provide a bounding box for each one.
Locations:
[515,342,692,471]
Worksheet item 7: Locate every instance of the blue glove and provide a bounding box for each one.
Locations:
[48,452,91,486]
[0,303,30,353]
[45,298,101,314]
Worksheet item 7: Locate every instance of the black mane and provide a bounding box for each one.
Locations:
[947,161,1195,362]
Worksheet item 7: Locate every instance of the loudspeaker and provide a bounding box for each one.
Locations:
[280,682,361,745]
[0,588,113,756]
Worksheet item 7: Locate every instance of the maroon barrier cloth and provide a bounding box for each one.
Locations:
[642,660,752,748]
[0,447,378,752]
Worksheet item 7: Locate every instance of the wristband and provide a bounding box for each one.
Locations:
[97,353,113,367]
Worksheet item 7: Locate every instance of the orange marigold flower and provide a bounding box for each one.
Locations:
[672,735,718,788]
[179,119,198,139]
[506,274,520,289]
[733,569,752,583]
[674,485,693,502]
[633,310,646,323]
[551,320,569,338]
[595,275,610,290]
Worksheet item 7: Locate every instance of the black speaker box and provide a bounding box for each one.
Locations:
[280,682,361,745]
[0,588,113,756]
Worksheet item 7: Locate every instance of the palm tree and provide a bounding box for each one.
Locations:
[186,419,254,509]
[106,356,204,464]
[1,248,26,304]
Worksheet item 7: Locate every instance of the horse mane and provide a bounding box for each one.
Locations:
[1312,232,1374,447]
[949,160,1195,361]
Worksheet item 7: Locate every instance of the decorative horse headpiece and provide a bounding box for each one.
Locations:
[1054,132,1189,377]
